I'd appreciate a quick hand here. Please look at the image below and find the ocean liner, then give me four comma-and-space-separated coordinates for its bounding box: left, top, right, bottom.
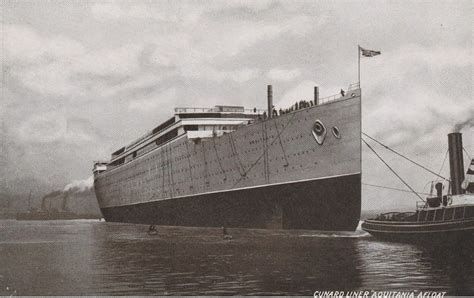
93, 83, 361, 230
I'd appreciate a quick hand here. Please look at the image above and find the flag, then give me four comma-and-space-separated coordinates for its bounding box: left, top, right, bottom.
462, 158, 474, 193
360, 46, 381, 57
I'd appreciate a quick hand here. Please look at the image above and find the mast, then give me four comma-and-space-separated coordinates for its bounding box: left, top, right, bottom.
358, 45, 361, 85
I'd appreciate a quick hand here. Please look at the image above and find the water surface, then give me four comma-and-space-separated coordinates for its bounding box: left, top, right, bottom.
0, 220, 472, 295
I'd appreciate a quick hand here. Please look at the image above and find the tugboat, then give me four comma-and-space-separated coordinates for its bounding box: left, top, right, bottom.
16, 191, 100, 220
362, 132, 474, 245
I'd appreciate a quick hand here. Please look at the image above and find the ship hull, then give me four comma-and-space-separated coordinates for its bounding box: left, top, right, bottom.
101, 173, 360, 230
95, 91, 361, 231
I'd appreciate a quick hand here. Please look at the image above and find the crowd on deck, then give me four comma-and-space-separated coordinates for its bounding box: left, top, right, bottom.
257, 88, 346, 119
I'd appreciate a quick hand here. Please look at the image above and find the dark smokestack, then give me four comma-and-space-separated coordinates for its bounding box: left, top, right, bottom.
435, 182, 443, 197
267, 85, 273, 118
314, 86, 319, 105
448, 132, 465, 195
41, 196, 47, 211
61, 193, 68, 211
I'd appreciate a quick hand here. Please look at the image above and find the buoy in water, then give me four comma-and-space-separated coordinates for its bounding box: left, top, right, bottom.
148, 225, 158, 235
222, 226, 232, 240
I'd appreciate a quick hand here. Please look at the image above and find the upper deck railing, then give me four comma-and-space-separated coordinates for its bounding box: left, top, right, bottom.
174, 107, 266, 114
175, 83, 361, 115
348, 82, 360, 90
416, 201, 428, 210
308, 82, 361, 105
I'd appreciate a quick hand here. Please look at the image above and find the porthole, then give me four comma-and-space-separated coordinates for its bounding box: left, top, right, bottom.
332, 126, 341, 139
312, 120, 327, 145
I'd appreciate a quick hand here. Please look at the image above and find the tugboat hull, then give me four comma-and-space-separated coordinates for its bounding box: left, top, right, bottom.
362, 218, 474, 245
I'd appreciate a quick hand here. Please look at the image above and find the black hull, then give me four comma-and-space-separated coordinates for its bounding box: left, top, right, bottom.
101, 174, 361, 231
362, 218, 474, 246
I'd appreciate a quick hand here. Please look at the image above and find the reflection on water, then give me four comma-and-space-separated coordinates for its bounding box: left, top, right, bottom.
0, 220, 472, 295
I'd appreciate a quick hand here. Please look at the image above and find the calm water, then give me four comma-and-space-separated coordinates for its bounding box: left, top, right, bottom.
0, 220, 473, 295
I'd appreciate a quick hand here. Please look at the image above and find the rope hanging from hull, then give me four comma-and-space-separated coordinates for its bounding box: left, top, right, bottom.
167, 144, 174, 198
232, 112, 296, 187
228, 133, 247, 177
273, 118, 290, 167
185, 140, 194, 187
202, 142, 210, 187
161, 145, 166, 196
262, 120, 270, 184
212, 135, 227, 181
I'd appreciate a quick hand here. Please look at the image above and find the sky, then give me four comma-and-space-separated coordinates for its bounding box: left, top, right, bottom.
1, 0, 472, 211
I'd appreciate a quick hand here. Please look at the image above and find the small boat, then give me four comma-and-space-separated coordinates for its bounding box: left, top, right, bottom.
362, 132, 474, 246
148, 225, 158, 235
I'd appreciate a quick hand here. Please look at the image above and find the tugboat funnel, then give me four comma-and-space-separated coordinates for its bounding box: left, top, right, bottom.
448, 132, 465, 195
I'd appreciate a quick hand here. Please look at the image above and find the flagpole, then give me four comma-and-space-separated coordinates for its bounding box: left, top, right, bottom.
358, 45, 361, 85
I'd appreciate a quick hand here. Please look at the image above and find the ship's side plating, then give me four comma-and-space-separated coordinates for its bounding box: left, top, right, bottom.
94, 89, 361, 230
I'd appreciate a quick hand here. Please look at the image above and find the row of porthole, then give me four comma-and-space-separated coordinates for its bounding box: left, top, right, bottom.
101, 148, 318, 188
102, 157, 319, 191
103, 147, 321, 187
109, 151, 318, 188
104, 150, 309, 186
117, 128, 311, 168
104, 130, 327, 184
113, 159, 322, 199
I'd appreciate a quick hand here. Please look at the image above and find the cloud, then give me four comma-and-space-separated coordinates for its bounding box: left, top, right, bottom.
204, 16, 313, 58
15, 62, 81, 96
73, 44, 143, 76
90, 3, 125, 20
17, 113, 102, 145
363, 44, 473, 146
91, 2, 203, 24
276, 80, 339, 108
98, 74, 164, 98
90, 1, 276, 24
181, 65, 260, 83
4, 24, 143, 97
399, 44, 472, 69
128, 88, 177, 111
2, 25, 85, 64
150, 33, 192, 67
267, 68, 301, 81
17, 112, 68, 143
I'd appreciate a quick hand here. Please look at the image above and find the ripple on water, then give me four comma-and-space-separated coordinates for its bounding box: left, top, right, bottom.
0, 220, 473, 295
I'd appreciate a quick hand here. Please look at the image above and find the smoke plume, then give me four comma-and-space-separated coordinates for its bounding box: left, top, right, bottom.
453, 116, 474, 133
63, 176, 94, 193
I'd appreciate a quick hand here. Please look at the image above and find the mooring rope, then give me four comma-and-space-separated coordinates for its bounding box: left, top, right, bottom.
362, 137, 425, 202
437, 148, 449, 179
362, 182, 431, 196
362, 132, 449, 181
